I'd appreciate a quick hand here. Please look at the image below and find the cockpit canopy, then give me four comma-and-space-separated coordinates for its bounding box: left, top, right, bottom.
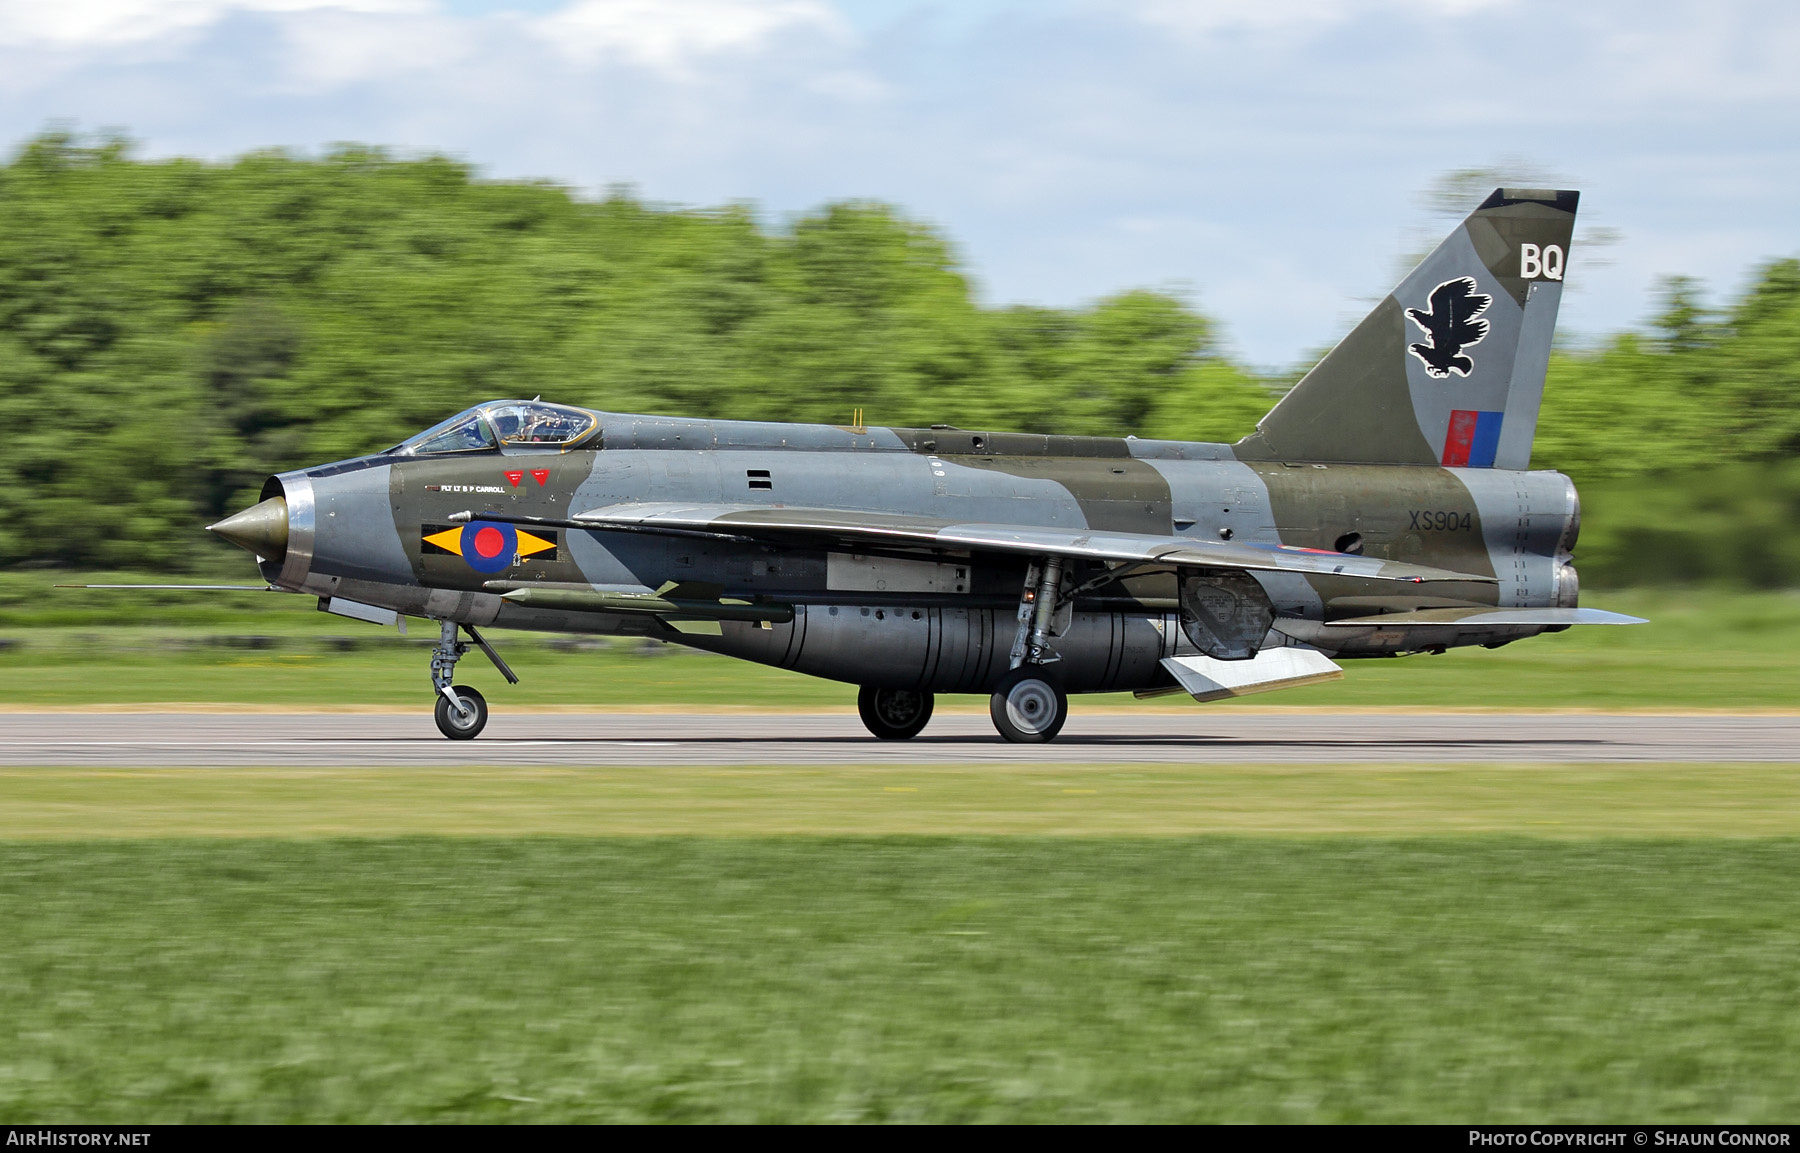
392, 401, 600, 456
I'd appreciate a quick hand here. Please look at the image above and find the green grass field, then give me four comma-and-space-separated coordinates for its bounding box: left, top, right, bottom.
2, 764, 1800, 1121
4, 763, 1800, 838
6, 582, 1799, 1122
3, 836, 1798, 1123
3, 587, 1798, 710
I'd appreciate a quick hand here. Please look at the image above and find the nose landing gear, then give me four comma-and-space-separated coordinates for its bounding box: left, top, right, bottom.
430, 619, 517, 741
434, 684, 488, 740
990, 666, 1068, 743
990, 555, 1071, 743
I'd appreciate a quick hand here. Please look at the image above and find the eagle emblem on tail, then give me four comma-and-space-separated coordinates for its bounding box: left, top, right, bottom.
1406, 277, 1491, 379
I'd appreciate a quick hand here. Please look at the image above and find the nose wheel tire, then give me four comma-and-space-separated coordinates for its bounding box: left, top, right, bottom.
857, 686, 935, 740
434, 684, 489, 740
990, 668, 1068, 743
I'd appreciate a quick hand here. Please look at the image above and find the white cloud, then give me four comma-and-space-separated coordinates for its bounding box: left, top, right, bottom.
1582, 3, 1800, 105
1123, 0, 1510, 38
532, 0, 847, 69
0, 0, 854, 95
0, 0, 1795, 362
0, 0, 424, 48
275, 6, 474, 87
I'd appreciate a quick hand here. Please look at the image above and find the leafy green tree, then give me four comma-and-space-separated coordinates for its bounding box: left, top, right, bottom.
0, 132, 1270, 570
3, 131, 1795, 584
1535, 267, 1800, 482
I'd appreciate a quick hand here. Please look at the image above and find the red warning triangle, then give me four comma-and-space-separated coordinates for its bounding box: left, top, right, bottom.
531, 469, 550, 486
504, 470, 524, 486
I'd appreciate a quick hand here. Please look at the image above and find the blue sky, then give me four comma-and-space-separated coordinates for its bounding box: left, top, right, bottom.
2, 0, 1795, 366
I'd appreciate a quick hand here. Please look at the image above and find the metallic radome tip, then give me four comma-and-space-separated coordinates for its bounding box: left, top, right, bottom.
207, 496, 289, 562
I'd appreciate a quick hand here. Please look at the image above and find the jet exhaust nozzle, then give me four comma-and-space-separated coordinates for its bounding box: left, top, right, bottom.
208, 496, 289, 563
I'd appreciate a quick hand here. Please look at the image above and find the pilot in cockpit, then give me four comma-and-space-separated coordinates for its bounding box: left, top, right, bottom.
395, 402, 596, 455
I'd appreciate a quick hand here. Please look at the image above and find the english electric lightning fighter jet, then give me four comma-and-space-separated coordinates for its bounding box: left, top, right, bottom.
199, 188, 1642, 742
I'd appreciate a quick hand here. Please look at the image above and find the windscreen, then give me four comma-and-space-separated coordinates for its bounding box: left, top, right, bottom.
394, 409, 496, 455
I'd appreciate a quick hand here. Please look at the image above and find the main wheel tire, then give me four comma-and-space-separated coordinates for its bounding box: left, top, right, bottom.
989, 667, 1068, 743
433, 684, 489, 740
857, 685, 935, 740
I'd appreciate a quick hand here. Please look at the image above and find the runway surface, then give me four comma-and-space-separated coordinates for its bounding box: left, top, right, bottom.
3, 712, 1796, 766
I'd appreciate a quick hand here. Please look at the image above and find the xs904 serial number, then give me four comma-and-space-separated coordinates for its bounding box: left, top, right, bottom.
1409, 510, 1473, 531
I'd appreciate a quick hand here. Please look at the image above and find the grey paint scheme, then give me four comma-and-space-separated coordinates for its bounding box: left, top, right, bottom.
1142, 456, 1326, 622
1236, 193, 1576, 468
258, 411, 1582, 696
1402, 226, 1526, 464
1495, 281, 1561, 470
277, 464, 413, 587
241, 189, 1609, 700
686, 608, 1186, 696
1460, 467, 1580, 609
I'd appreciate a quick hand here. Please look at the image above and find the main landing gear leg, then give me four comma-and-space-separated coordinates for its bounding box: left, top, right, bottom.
992, 557, 1071, 744
430, 619, 518, 741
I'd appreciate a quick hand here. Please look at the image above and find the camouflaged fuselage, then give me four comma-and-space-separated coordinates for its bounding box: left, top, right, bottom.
259, 412, 1579, 695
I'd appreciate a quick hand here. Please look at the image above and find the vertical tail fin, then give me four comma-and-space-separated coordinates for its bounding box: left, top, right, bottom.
1235, 188, 1578, 469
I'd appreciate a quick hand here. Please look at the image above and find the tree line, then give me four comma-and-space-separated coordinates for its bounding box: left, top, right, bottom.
1, 133, 1795, 578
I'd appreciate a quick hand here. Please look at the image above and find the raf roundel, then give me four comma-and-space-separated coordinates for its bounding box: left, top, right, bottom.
459, 520, 518, 574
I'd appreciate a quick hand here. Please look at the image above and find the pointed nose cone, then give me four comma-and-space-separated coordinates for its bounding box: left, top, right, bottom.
208, 496, 288, 562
